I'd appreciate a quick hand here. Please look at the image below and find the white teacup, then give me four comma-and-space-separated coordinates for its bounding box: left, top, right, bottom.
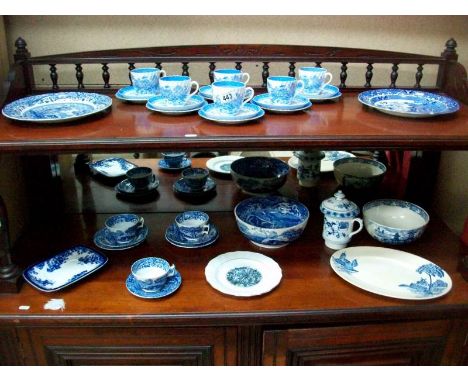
211, 80, 254, 115
298, 67, 333, 95
159, 75, 199, 106
213, 69, 250, 84
267, 76, 304, 104
130, 67, 166, 94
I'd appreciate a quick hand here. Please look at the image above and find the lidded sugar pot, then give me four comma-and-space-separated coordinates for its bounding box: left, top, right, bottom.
320, 190, 363, 249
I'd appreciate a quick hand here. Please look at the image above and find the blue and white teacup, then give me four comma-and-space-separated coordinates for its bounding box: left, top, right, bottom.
159, 75, 199, 106
298, 67, 333, 95
105, 213, 145, 244
131, 257, 176, 291
213, 69, 250, 84
175, 211, 211, 241
162, 152, 187, 167
212, 80, 254, 115
130, 67, 166, 94
267, 76, 304, 104
182, 167, 209, 190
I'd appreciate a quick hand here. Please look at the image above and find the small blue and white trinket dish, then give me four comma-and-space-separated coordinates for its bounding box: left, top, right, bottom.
89, 157, 137, 178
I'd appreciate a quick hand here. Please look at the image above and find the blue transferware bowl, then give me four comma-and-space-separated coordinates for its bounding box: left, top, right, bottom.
333, 157, 386, 190
363, 199, 429, 245
234, 196, 309, 248
230, 157, 289, 194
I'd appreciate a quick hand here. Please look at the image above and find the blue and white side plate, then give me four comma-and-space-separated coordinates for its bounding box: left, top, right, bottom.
146, 94, 207, 115
165, 223, 219, 248
358, 89, 460, 118
300, 85, 342, 102
288, 151, 356, 172
115, 178, 160, 195
206, 155, 243, 175
93, 225, 149, 251
159, 157, 192, 171
205, 251, 282, 297
330, 246, 452, 300
126, 270, 182, 299
173, 177, 216, 195
198, 103, 265, 124
23, 245, 108, 292
2, 92, 112, 123
115, 86, 160, 103
252, 94, 312, 113
89, 157, 137, 178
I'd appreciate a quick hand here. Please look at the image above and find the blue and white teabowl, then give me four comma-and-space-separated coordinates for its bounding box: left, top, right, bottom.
298, 67, 333, 95
211, 81, 255, 115
159, 75, 199, 106
213, 69, 250, 84
131, 257, 176, 291
104, 213, 145, 244
175, 211, 211, 241
130, 67, 166, 94
267, 76, 304, 104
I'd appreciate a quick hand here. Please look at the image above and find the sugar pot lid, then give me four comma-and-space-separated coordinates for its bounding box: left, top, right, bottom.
320, 190, 360, 218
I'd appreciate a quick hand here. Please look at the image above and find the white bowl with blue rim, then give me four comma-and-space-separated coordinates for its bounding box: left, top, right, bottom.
363, 199, 430, 245
234, 195, 309, 248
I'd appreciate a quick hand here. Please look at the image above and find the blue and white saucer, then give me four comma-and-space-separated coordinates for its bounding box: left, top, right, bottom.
89, 157, 137, 178
115, 178, 160, 196
198, 103, 265, 124
252, 94, 312, 113
116, 86, 160, 103
93, 225, 149, 251
126, 270, 182, 299
199, 85, 251, 101
159, 157, 192, 171
301, 85, 342, 102
173, 177, 216, 195
146, 94, 207, 115
165, 223, 219, 248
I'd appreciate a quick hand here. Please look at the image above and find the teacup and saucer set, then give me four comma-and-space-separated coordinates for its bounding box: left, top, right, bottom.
158, 151, 191, 171
115, 166, 160, 201
199, 69, 250, 100
146, 75, 206, 115
252, 76, 312, 113
297, 67, 342, 102
116, 67, 166, 103
126, 257, 182, 299
94, 213, 149, 250
198, 80, 264, 124
165, 211, 219, 248
173, 167, 217, 200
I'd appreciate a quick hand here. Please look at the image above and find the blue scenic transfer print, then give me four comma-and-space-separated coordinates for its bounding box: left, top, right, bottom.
226, 266, 262, 287
333, 252, 358, 274
399, 263, 448, 297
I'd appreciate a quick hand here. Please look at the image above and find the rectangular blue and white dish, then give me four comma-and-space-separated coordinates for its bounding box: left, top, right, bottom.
23, 245, 108, 292
89, 157, 137, 178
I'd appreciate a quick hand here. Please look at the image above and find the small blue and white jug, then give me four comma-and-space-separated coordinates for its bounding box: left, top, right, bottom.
320, 190, 363, 250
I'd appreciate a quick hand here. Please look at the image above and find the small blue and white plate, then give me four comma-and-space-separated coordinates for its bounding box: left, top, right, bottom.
23, 245, 108, 292
115, 177, 160, 195
146, 94, 207, 115
126, 270, 182, 299
358, 88, 460, 118
252, 94, 312, 113
301, 85, 342, 102
198, 103, 264, 124
165, 223, 219, 248
115, 86, 160, 103
159, 157, 192, 171
173, 177, 216, 195
2, 92, 112, 123
89, 157, 137, 178
330, 246, 452, 300
93, 225, 149, 251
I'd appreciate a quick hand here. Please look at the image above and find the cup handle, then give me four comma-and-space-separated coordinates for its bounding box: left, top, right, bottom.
150, 174, 157, 184
242, 73, 250, 84
167, 264, 176, 278
349, 218, 363, 238
188, 81, 199, 100
159, 70, 166, 78
321, 72, 333, 90
241, 87, 255, 107
137, 217, 145, 230
202, 224, 211, 236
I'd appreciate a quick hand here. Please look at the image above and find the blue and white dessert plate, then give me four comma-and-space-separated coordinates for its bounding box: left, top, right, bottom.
126, 270, 182, 299
115, 177, 160, 195
206, 155, 243, 175
252, 94, 312, 113
89, 157, 137, 178
23, 245, 108, 292
330, 246, 452, 300
205, 251, 282, 297
300, 85, 341, 102
146, 94, 207, 115
93, 225, 149, 251
2, 92, 112, 123
358, 89, 460, 118
198, 103, 265, 124
165, 223, 219, 248
173, 177, 216, 195
288, 151, 356, 172
115, 86, 160, 103
159, 157, 192, 171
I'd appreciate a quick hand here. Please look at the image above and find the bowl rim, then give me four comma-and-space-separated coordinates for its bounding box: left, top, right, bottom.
333, 157, 387, 177
230, 156, 289, 180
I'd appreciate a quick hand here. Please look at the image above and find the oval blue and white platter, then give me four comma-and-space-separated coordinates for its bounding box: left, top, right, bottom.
330, 246, 452, 300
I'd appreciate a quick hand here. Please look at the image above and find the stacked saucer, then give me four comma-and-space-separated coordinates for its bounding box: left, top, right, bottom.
115, 86, 160, 103
115, 166, 159, 201
300, 84, 342, 102
146, 94, 207, 115
173, 167, 216, 201
165, 211, 219, 248
198, 103, 264, 124
252, 94, 312, 113
158, 151, 191, 172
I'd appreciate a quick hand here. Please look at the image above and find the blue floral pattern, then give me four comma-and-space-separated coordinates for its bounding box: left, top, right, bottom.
399, 263, 448, 297
226, 266, 262, 287
332, 252, 358, 274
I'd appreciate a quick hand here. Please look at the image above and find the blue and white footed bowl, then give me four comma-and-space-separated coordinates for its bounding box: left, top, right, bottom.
363, 199, 430, 245
334, 157, 387, 190
230, 157, 289, 194
234, 196, 309, 248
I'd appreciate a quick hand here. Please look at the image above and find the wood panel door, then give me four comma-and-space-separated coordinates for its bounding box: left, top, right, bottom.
0, 328, 22, 365
18, 326, 237, 366
263, 320, 452, 366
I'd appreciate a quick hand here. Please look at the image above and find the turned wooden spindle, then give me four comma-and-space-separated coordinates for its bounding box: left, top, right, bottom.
102, 63, 110, 88
49, 64, 58, 90
262, 62, 270, 87
156, 62, 162, 70
75, 63, 84, 89
128, 63, 135, 84
340, 62, 348, 89
288, 62, 296, 77
209, 62, 216, 83
415, 64, 424, 89
365, 63, 374, 88
182, 62, 189, 76
235, 62, 242, 70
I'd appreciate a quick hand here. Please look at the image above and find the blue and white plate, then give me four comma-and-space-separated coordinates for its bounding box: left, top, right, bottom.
115, 86, 160, 103
206, 155, 243, 175
358, 89, 460, 118
115, 177, 160, 195
159, 157, 192, 171
165, 223, 219, 248
146, 94, 207, 115
23, 245, 108, 292
252, 94, 312, 113
2, 92, 112, 123
288, 151, 356, 172
205, 251, 282, 297
89, 157, 137, 178
126, 270, 182, 299
330, 246, 452, 300
198, 103, 265, 124
173, 177, 216, 195
93, 225, 149, 251
300, 85, 342, 102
